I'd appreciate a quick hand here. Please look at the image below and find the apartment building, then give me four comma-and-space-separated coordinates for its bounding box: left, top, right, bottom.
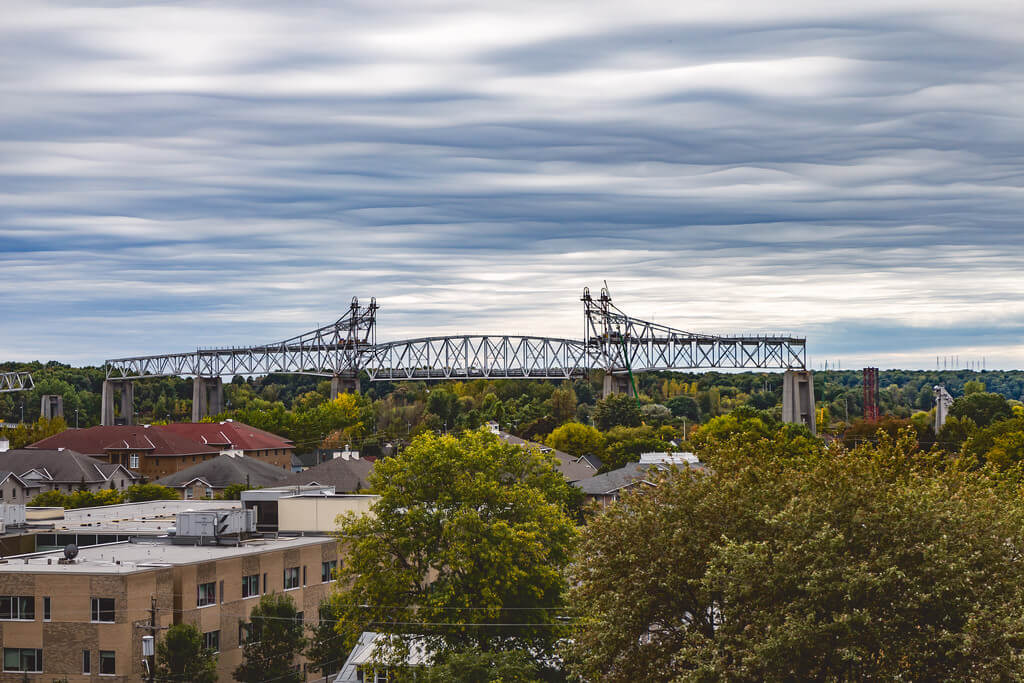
0, 534, 340, 681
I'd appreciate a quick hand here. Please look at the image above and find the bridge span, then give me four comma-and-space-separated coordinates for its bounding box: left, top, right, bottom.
102, 287, 815, 432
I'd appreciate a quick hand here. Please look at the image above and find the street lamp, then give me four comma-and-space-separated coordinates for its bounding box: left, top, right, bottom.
19, 403, 24, 424
74, 408, 80, 429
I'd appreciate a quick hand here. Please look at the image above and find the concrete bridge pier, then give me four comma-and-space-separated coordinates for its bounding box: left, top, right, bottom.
934, 385, 954, 434
782, 369, 816, 435
330, 375, 361, 399
40, 395, 64, 420
101, 380, 134, 426
192, 377, 224, 422
601, 373, 632, 399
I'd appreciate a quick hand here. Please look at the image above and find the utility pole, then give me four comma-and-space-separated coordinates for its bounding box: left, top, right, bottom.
147, 595, 157, 683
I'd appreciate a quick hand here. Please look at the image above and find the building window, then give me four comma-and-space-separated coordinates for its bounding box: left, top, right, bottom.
99, 650, 115, 675
203, 630, 220, 654
43, 596, 50, 621
206, 487, 214, 499
239, 622, 259, 646
322, 560, 337, 582
295, 611, 304, 624
185, 488, 194, 500
219, 580, 224, 604
129, 454, 139, 469
263, 572, 268, 593
90, 597, 115, 622
3, 648, 43, 673
0, 596, 34, 620
197, 582, 216, 607
242, 574, 259, 599
284, 566, 300, 590
302, 565, 307, 586
83, 650, 91, 674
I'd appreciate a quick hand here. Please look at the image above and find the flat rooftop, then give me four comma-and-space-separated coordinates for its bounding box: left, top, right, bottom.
0, 535, 334, 574
42, 499, 242, 535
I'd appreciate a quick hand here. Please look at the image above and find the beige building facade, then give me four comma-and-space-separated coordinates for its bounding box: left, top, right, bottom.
0, 535, 340, 681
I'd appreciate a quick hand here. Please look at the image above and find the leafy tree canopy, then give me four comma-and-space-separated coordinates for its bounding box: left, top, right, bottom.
155, 622, 217, 683
545, 422, 604, 458
591, 393, 641, 431
234, 593, 306, 683
567, 431, 1024, 681
949, 391, 1012, 428
332, 430, 578, 665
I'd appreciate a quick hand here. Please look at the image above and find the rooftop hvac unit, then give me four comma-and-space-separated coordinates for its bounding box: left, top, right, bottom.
0, 504, 26, 529
175, 508, 256, 539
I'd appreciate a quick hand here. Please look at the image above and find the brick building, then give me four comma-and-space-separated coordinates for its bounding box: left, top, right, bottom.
0, 535, 340, 681
28, 421, 294, 480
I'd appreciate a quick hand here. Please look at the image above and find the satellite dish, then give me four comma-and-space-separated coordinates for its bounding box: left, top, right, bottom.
64, 544, 79, 560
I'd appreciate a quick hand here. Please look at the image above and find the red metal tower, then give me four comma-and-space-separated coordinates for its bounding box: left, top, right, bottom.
863, 367, 879, 422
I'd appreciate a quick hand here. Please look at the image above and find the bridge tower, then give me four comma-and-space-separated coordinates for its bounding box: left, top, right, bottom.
582, 286, 814, 433
782, 370, 816, 434
40, 395, 64, 420
192, 377, 224, 422
101, 380, 134, 426
934, 385, 954, 434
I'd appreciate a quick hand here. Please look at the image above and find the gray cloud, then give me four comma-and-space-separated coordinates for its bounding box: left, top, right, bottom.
1, 0, 1023, 369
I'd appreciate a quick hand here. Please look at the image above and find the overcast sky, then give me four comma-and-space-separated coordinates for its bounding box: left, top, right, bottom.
2, 0, 1023, 370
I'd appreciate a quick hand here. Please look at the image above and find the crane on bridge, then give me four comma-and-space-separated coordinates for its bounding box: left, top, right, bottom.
102, 288, 815, 431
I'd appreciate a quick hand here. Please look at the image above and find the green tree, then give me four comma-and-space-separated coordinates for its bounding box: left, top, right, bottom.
234, 593, 306, 683
216, 483, 259, 500
423, 647, 542, 682
333, 430, 578, 664
28, 490, 66, 507
1, 416, 67, 450
665, 395, 699, 421
545, 422, 604, 458
155, 622, 217, 683
123, 484, 179, 502
591, 394, 641, 431
65, 488, 123, 508
963, 379, 986, 395
600, 437, 673, 472
306, 600, 345, 679
567, 432, 1024, 681
949, 391, 1012, 428
548, 386, 578, 425
639, 404, 671, 427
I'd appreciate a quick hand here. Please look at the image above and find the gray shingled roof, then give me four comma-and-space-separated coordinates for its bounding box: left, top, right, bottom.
573, 462, 662, 495
277, 457, 374, 493
0, 470, 28, 488
0, 449, 139, 485
497, 432, 598, 482
152, 454, 291, 489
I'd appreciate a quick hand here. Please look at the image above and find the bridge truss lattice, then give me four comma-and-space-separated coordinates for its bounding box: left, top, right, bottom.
0, 372, 33, 393
105, 288, 806, 381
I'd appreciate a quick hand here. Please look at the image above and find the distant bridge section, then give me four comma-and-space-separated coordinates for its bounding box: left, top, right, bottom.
364, 336, 590, 381
0, 372, 33, 393
102, 287, 813, 431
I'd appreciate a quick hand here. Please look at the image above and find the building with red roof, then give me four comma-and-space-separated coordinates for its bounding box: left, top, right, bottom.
28, 420, 293, 480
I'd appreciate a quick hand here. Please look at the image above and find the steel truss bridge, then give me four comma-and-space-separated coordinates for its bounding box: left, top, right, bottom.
0, 372, 33, 393
105, 288, 806, 383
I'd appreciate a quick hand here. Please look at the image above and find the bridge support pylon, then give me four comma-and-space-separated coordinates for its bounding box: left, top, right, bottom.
101, 380, 134, 426
782, 369, 816, 435
601, 373, 632, 399
330, 375, 361, 399
40, 395, 64, 420
192, 377, 224, 422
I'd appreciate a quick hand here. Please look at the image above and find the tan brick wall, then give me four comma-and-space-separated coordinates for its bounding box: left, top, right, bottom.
0, 539, 340, 681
